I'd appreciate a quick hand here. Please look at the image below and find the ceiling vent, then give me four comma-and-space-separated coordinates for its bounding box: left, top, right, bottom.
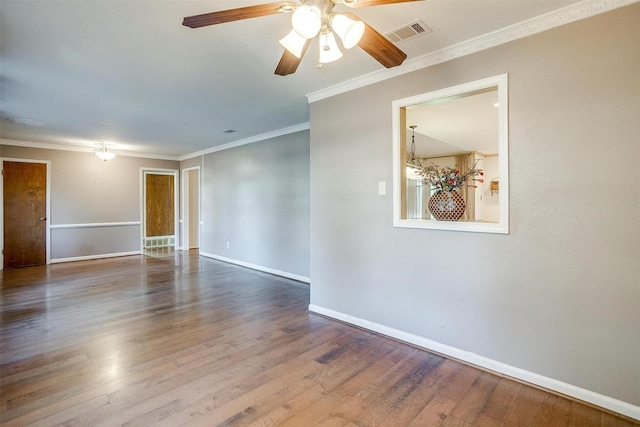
7, 117, 45, 128
385, 20, 431, 44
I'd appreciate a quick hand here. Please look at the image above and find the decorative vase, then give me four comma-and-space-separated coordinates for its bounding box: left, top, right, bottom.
428, 190, 466, 221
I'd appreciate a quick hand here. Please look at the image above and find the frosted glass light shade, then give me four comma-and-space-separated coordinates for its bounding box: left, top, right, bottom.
331, 14, 365, 49
318, 32, 342, 64
291, 5, 322, 39
94, 145, 115, 161
95, 151, 115, 161
279, 29, 307, 58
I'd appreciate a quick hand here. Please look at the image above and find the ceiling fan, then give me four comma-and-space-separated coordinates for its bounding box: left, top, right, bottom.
182, 0, 424, 76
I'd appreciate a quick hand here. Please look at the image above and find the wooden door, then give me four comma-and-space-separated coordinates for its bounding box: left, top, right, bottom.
3, 161, 47, 269
145, 174, 174, 237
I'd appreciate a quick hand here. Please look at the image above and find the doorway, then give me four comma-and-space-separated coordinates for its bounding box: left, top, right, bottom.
181, 167, 200, 251
142, 169, 178, 251
2, 159, 51, 269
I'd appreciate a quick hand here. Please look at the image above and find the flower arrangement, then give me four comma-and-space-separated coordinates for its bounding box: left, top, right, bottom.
419, 162, 484, 192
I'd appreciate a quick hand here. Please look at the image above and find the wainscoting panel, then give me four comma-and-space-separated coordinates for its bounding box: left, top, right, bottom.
50, 222, 141, 262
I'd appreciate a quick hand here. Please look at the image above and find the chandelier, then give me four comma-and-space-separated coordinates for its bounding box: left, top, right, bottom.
406, 125, 422, 179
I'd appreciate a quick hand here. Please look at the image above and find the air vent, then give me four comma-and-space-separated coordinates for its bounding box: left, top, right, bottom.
7, 117, 45, 127
385, 20, 431, 44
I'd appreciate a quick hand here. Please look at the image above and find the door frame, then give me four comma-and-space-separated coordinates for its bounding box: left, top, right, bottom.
140, 168, 179, 251
181, 166, 201, 251
1, 157, 52, 269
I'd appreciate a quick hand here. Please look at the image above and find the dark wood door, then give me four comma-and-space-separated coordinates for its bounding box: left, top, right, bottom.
3, 161, 47, 269
145, 174, 174, 237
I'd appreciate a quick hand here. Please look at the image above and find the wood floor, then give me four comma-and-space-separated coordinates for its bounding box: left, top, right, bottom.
1, 251, 637, 427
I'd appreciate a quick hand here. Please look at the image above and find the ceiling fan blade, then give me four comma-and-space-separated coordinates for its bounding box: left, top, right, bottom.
183, 2, 295, 28
343, 13, 407, 68
275, 40, 312, 76
341, 0, 424, 8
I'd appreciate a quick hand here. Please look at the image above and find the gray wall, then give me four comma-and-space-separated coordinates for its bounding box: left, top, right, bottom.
1, 145, 178, 260
199, 130, 310, 279
310, 4, 639, 409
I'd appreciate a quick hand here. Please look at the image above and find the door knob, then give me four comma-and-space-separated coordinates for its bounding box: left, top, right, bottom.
39, 217, 47, 221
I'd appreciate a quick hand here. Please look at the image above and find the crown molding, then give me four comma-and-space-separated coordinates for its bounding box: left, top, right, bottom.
178, 122, 310, 161
306, 0, 638, 103
1, 121, 311, 161
0, 138, 180, 161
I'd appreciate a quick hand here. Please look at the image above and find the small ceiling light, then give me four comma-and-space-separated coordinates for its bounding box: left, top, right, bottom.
318, 31, 342, 64
291, 5, 322, 39
279, 29, 308, 58
94, 143, 116, 161
331, 13, 364, 49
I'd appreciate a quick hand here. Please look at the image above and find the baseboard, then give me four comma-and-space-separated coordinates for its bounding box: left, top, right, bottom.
199, 252, 310, 284
308, 304, 640, 421
50, 251, 141, 264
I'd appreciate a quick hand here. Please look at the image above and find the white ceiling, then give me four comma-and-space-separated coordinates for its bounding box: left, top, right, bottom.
0, 0, 583, 159
406, 89, 499, 158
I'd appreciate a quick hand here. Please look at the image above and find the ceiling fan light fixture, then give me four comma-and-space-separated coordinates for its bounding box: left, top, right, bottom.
279, 29, 308, 58
331, 13, 365, 49
318, 31, 342, 64
182, 1, 410, 76
291, 5, 322, 39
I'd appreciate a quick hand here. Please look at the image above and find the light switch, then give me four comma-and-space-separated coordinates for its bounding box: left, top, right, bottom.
378, 181, 386, 196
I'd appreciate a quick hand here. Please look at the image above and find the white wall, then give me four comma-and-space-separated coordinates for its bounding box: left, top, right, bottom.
309, 3, 639, 417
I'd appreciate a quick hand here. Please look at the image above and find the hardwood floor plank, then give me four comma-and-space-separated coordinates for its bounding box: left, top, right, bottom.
449, 371, 499, 424
441, 414, 474, 427
248, 346, 415, 427
407, 394, 457, 426
473, 413, 504, 427
273, 339, 402, 426
477, 377, 522, 423
276, 343, 404, 425
437, 363, 481, 401
602, 412, 640, 427
534, 393, 571, 427
374, 356, 450, 427
503, 385, 547, 426
1, 252, 637, 427
569, 402, 603, 427
352, 351, 447, 426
